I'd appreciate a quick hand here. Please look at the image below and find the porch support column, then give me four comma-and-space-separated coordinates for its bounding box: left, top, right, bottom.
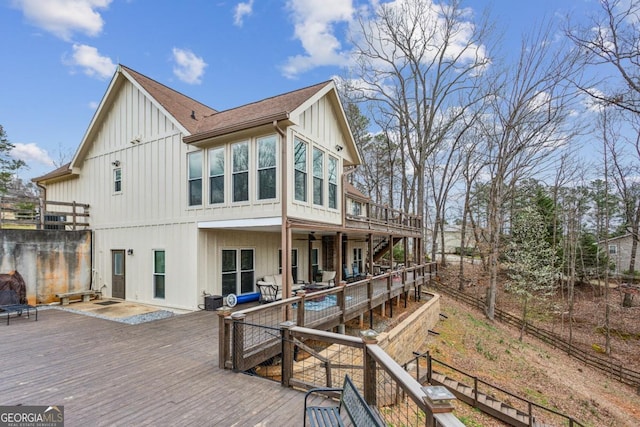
336, 231, 343, 284
368, 233, 374, 275
275, 121, 291, 314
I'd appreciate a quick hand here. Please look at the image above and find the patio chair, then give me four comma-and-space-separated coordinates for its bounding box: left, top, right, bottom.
343, 264, 354, 283
352, 262, 365, 280
257, 281, 281, 303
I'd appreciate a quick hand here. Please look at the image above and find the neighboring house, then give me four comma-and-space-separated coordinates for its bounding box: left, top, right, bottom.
426, 225, 477, 255
34, 65, 422, 311
599, 234, 640, 276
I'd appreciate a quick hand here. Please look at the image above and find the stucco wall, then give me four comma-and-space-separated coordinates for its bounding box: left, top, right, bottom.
0, 230, 91, 304
377, 292, 441, 364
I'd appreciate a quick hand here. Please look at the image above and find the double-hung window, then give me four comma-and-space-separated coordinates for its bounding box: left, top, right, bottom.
188, 151, 203, 206
258, 136, 277, 200
232, 142, 249, 202
153, 250, 165, 299
221, 249, 255, 296
313, 148, 324, 206
294, 138, 307, 202
328, 156, 338, 209
209, 147, 224, 204
114, 168, 122, 193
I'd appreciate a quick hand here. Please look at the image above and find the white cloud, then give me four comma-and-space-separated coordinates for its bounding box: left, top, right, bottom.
12, 0, 112, 41
88, 101, 99, 110
172, 48, 207, 84
67, 44, 116, 79
282, 0, 354, 78
12, 143, 55, 167
234, 0, 254, 27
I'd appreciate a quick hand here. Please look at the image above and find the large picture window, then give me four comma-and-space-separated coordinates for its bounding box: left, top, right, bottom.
221, 249, 255, 296
258, 136, 277, 200
328, 156, 338, 209
313, 148, 324, 206
188, 151, 203, 206
294, 138, 307, 202
232, 142, 249, 202
153, 250, 165, 299
209, 147, 224, 204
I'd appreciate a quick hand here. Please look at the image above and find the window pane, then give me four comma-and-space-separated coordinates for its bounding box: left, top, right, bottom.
233, 142, 248, 172
241, 249, 254, 270
189, 179, 202, 205
210, 176, 224, 204
233, 172, 249, 202
328, 157, 337, 183
295, 170, 307, 202
188, 151, 203, 179
329, 183, 337, 209
154, 275, 165, 299
222, 250, 236, 272
313, 177, 323, 205
154, 250, 165, 274
258, 169, 276, 199
222, 273, 236, 295
294, 138, 306, 171
241, 271, 254, 293
258, 137, 276, 168
114, 252, 124, 276
209, 147, 224, 176
313, 148, 323, 177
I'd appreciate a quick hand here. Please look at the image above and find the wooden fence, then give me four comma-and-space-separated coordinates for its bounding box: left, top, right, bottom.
430, 282, 640, 390
0, 196, 89, 230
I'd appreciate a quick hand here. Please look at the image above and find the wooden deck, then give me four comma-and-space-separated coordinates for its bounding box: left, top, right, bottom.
0, 308, 327, 426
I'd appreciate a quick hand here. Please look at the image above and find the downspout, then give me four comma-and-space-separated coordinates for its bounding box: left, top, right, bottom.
274, 121, 291, 307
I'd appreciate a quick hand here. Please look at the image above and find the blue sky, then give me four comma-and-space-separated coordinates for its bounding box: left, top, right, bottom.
1, 0, 600, 181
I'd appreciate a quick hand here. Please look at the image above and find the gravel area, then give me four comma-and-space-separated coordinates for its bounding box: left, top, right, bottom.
44, 305, 175, 325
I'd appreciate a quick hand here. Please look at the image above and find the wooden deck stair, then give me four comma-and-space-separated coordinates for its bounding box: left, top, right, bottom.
431, 372, 551, 427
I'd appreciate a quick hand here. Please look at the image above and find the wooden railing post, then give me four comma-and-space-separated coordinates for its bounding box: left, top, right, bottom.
361, 331, 379, 407
72, 201, 77, 230
231, 312, 246, 372
296, 293, 306, 327
217, 307, 232, 369
280, 321, 296, 387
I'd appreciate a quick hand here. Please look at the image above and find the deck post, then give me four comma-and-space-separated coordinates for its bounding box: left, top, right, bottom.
361, 331, 379, 407
217, 307, 232, 369
231, 312, 246, 372
280, 321, 296, 387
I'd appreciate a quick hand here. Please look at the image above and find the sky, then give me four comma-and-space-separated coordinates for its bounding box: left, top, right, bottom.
1, 0, 601, 181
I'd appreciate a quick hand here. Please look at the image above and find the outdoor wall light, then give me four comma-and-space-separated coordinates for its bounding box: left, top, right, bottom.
335, 145, 344, 152
127, 249, 134, 255
112, 160, 121, 167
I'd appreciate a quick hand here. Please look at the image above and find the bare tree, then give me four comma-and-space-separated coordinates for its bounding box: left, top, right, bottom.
479, 21, 581, 320
347, 0, 491, 235
566, 0, 640, 115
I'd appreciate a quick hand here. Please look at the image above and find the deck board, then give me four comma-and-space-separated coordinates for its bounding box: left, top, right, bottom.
0, 309, 329, 426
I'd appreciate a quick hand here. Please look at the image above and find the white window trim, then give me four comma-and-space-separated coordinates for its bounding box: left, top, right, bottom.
256, 134, 278, 201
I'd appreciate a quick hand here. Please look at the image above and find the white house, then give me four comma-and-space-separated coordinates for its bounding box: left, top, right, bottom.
35, 65, 422, 311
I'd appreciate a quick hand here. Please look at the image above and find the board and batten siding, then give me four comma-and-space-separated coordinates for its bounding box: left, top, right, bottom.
287, 96, 349, 225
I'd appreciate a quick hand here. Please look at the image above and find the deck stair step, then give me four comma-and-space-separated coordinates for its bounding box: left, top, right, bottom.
429, 371, 534, 427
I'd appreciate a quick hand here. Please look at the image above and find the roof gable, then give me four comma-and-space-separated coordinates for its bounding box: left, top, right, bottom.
184, 81, 330, 143
120, 65, 217, 134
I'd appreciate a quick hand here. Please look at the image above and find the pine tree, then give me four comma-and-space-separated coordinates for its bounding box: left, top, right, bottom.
0, 125, 26, 194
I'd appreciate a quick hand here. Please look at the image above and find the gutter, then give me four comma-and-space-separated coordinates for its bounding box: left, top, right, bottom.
184, 112, 290, 144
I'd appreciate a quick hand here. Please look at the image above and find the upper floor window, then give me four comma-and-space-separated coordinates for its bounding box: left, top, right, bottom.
294, 138, 307, 202
232, 142, 249, 202
209, 147, 225, 204
609, 244, 617, 255
113, 168, 122, 193
313, 148, 324, 206
188, 151, 203, 206
328, 156, 338, 209
258, 136, 277, 200
352, 200, 362, 216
